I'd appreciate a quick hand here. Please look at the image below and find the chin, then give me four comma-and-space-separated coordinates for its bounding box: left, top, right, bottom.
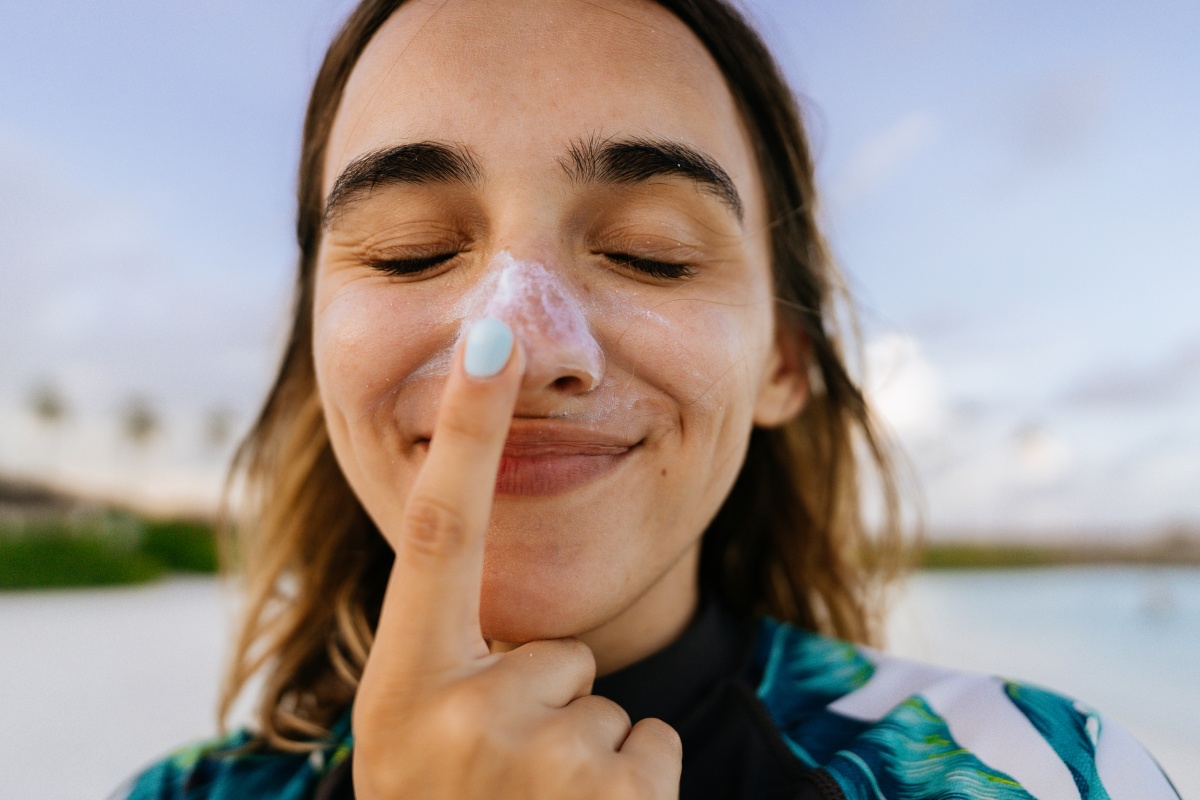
476, 507, 634, 643
477, 558, 617, 644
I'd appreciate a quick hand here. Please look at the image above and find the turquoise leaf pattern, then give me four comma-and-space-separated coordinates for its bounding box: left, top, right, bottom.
823, 696, 1035, 800
1005, 682, 1110, 800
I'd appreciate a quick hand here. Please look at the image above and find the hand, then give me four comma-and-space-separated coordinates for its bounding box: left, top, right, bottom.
352, 318, 682, 799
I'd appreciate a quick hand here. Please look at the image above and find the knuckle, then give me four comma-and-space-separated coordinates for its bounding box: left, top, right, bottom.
559, 636, 597, 663
518, 637, 596, 686
401, 495, 471, 560
551, 637, 598, 678
639, 717, 682, 755
431, 685, 491, 745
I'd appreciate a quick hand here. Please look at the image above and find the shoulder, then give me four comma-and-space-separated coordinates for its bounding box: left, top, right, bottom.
750, 617, 1180, 800
108, 712, 353, 800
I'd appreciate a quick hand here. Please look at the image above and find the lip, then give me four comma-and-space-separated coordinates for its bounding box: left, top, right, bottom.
417, 419, 639, 496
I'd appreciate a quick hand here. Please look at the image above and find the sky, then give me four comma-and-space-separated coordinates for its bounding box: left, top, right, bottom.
1, 0, 1197, 536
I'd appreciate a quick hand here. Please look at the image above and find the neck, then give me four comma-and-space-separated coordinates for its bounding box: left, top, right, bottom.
586, 543, 701, 676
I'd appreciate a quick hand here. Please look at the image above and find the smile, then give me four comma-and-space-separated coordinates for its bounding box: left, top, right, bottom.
418, 420, 641, 496
496, 448, 634, 495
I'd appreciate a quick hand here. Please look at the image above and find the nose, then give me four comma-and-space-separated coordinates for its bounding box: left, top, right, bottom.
480, 251, 604, 395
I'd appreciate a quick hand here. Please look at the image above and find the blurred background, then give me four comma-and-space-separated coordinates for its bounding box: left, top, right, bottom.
1, 0, 1196, 797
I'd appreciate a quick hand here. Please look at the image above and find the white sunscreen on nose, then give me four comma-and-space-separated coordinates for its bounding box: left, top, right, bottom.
463, 251, 605, 385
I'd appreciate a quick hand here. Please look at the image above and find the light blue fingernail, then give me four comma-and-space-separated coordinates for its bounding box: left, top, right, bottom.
464, 317, 514, 378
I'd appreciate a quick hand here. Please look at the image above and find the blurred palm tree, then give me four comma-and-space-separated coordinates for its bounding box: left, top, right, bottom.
203, 406, 235, 453
30, 382, 68, 427
120, 396, 160, 506
121, 397, 159, 448
27, 381, 69, 482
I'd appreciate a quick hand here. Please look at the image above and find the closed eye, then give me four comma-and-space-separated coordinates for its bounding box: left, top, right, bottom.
604, 253, 696, 280
367, 252, 458, 276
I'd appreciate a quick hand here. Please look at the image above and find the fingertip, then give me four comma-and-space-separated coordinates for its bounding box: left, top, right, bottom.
463, 317, 515, 380
621, 717, 683, 790
638, 717, 683, 758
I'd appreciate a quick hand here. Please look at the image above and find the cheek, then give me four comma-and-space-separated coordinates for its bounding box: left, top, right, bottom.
313, 281, 455, 441
596, 291, 765, 422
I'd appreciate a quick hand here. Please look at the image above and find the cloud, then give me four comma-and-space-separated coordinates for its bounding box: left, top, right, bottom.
866, 332, 945, 441
859, 332, 1200, 533
831, 110, 940, 209
912, 409, 1200, 535
1013, 424, 1074, 483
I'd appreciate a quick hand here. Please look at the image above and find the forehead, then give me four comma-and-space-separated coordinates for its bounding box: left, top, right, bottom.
323, 0, 759, 201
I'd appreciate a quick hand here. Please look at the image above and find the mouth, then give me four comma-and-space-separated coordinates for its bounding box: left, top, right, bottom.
417, 420, 640, 496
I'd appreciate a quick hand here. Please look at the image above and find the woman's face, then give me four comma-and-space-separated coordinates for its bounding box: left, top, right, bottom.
313, 0, 805, 646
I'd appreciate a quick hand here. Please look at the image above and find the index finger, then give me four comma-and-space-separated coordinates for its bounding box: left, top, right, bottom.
371, 317, 524, 682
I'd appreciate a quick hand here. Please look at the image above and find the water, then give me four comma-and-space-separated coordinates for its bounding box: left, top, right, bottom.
1, 569, 1196, 799
889, 567, 1199, 795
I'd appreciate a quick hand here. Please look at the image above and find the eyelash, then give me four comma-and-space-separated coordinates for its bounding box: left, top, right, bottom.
603, 253, 697, 281
366, 252, 696, 281
368, 253, 458, 276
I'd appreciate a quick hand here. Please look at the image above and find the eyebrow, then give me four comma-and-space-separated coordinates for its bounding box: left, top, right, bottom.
562, 135, 744, 223
323, 141, 483, 227
322, 136, 744, 226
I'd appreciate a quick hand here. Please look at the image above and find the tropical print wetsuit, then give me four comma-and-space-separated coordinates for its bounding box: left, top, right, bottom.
112, 596, 1180, 800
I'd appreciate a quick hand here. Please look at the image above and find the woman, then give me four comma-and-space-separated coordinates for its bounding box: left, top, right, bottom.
114, 0, 1179, 798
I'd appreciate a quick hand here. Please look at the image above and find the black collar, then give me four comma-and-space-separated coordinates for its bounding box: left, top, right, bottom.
592, 587, 758, 727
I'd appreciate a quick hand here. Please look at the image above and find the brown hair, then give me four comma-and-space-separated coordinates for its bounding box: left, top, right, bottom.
217, 0, 908, 752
